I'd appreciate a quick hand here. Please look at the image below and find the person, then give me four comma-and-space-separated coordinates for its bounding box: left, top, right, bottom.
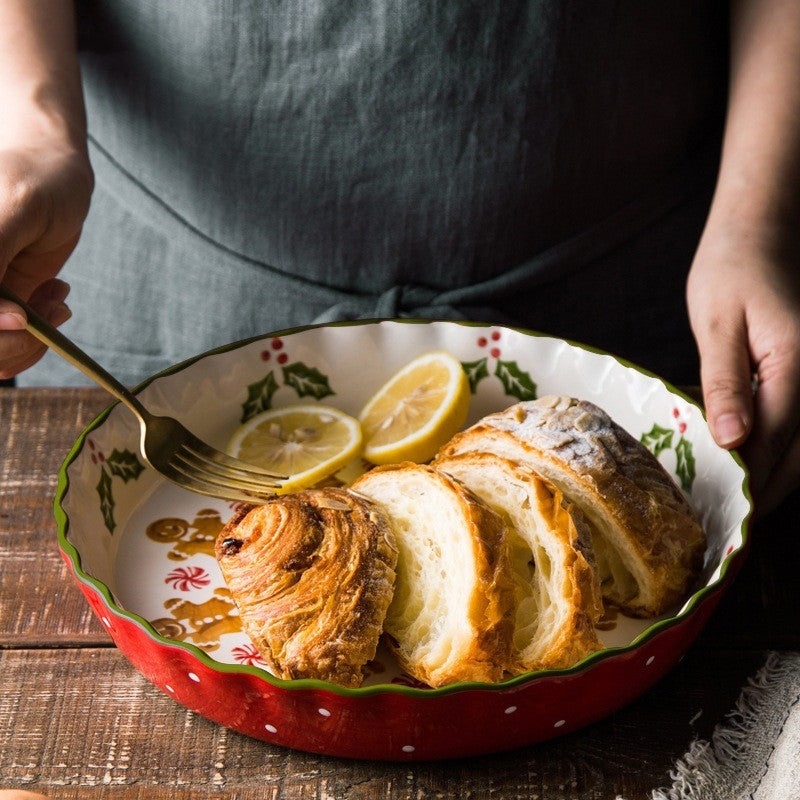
0, 0, 798, 515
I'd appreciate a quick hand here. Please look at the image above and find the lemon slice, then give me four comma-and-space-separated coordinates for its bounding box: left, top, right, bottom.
227, 404, 362, 492
359, 350, 470, 465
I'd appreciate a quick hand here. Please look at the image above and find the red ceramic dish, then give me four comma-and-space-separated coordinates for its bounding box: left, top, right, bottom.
56, 320, 751, 760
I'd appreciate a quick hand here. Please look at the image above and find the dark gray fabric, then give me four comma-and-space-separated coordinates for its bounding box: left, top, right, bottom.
20, 0, 727, 387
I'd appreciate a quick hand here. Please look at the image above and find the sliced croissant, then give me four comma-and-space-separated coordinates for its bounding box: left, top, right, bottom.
215, 488, 397, 687
437, 396, 706, 616
351, 462, 514, 687
434, 452, 603, 672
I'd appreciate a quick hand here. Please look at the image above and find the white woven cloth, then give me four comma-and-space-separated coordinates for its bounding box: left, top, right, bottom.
626, 652, 800, 800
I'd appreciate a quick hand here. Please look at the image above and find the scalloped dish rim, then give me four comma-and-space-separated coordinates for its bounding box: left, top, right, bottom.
55, 318, 753, 699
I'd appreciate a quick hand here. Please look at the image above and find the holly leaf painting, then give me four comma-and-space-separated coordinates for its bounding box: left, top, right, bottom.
282, 362, 334, 400
241, 371, 279, 422
494, 360, 537, 401
97, 467, 116, 534
106, 448, 145, 483
675, 436, 696, 493
640, 424, 674, 457
461, 358, 489, 394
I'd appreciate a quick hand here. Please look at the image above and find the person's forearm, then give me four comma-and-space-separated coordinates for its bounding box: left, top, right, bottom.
705, 0, 800, 239
685, 0, 800, 508
0, 0, 86, 151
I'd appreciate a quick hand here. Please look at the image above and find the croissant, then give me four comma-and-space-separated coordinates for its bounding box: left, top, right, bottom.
434, 451, 603, 672
215, 488, 397, 687
437, 395, 706, 616
351, 462, 515, 687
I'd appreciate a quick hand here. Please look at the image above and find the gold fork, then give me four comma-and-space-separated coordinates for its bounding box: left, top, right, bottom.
1, 284, 285, 503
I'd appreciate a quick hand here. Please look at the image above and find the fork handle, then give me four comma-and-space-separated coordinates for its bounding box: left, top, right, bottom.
0, 283, 148, 421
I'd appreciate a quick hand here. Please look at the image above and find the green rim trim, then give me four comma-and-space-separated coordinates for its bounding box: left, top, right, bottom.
55, 317, 753, 699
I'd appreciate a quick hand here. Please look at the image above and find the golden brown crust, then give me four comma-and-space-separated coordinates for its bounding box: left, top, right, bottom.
352, 463, 515, 687
434, 452, 602, 672
528, 484, 603, 669
438, 396, 706, 616
215, 488, 397, 687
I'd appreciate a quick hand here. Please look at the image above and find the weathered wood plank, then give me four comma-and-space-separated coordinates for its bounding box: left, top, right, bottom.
0, 645, 766, 799
1, 389, 111, 646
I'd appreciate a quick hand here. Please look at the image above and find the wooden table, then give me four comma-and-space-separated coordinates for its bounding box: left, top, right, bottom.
2, 386, 798, 799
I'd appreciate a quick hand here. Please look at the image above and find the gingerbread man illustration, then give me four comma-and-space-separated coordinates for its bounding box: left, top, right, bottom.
146, 508, 225, 560
151, 587, 240, 650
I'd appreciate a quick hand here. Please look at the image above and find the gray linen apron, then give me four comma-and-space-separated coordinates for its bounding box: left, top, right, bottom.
19, 0, 728, 387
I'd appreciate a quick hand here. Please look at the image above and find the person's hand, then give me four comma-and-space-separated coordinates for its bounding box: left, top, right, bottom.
0, 140, 93, 378
687, 221, 800, 513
